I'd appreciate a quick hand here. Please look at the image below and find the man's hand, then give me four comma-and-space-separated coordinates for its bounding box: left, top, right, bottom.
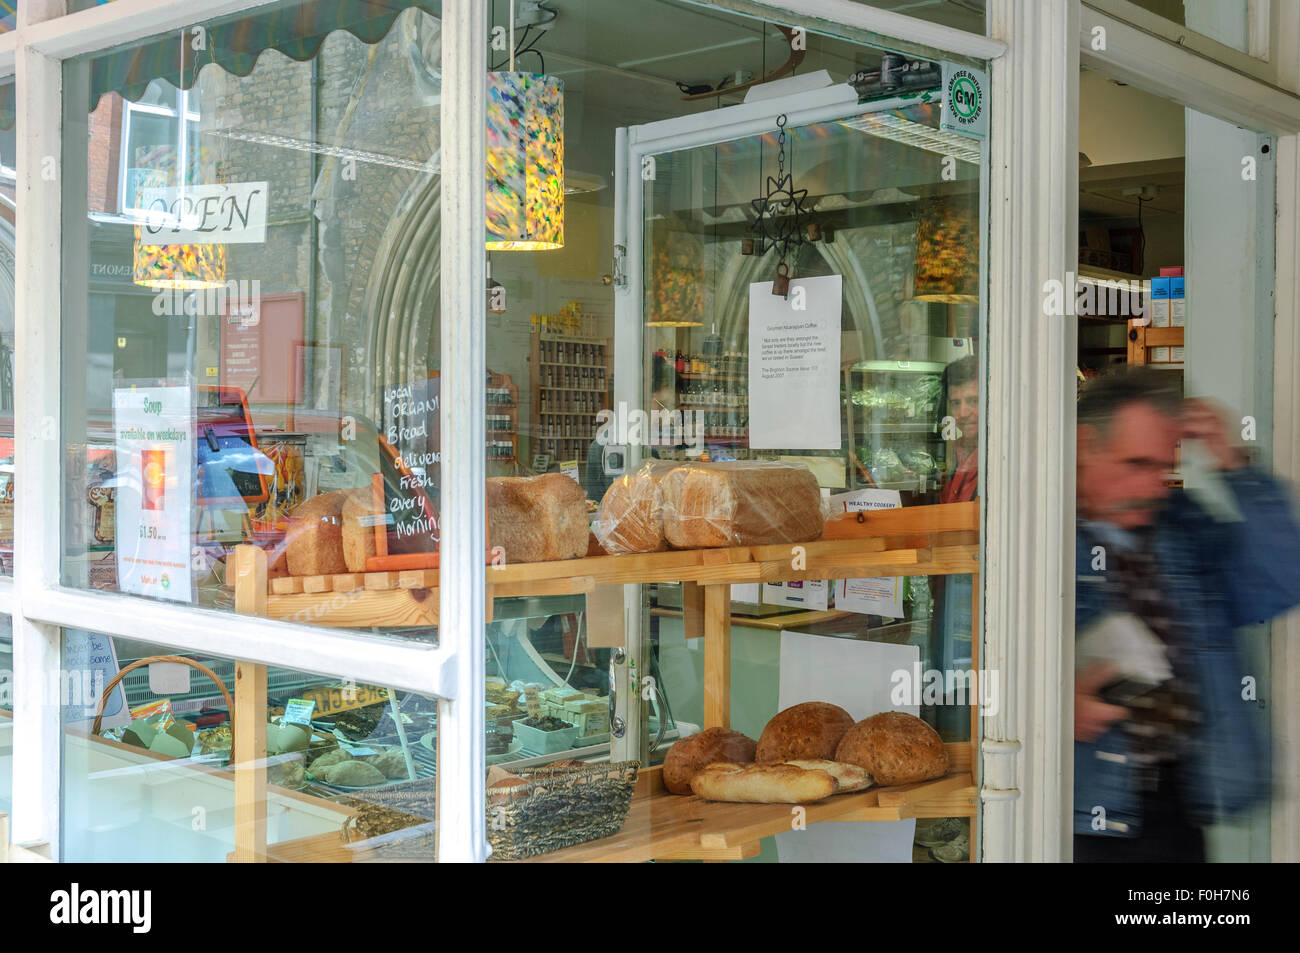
1076, 663, 1129, 743
1182, 398, 1247, 471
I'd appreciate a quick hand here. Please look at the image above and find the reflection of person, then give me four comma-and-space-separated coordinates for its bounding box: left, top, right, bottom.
940, 355, 978, 503
1074, 368, 1300, 863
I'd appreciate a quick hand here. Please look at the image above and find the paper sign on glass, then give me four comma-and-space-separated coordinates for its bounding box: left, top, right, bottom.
138, 181, 269, 245
748, 274, 842, 450
113, 386, 194, 603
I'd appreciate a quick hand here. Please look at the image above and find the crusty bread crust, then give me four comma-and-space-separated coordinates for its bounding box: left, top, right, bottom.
285, 490, 352, 576
755, 701, 855, 762
834, 711, 949, 786
689, 761, 837, 803
486, 473, 589, 563
662, 727, 757, 795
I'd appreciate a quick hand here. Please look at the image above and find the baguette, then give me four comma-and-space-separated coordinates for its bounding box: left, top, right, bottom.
689, 761, 837, 804
783, 759, 873, 793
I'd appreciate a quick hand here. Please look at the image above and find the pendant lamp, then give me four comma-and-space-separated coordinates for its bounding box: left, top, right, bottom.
911, 197, 979, 303
131, 169, 227, 289
487, 71, 564, 251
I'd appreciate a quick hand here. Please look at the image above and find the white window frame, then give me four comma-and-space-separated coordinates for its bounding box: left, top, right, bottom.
117, 81, 201, 215
0, 0, 1294, 866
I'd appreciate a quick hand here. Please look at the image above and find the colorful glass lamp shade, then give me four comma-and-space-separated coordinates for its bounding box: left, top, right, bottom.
487, 71, 564, 251
133, 230, 228, 289
912, 197, 980, 303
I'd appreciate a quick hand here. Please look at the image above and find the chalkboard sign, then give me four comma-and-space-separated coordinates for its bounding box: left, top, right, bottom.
367, 378, 441, 569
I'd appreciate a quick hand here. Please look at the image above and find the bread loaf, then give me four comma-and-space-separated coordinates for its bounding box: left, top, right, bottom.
593, 463, 673, 555
341, 488, 380, 573
783, 759, 873, 793
689, 761, 837, 803
285, 490, 352, 576
660, 462, 824, 548
486, 473, 589, 563
662, 727, 758, 795
834, 711, 949, 786
755, 701, 855, 762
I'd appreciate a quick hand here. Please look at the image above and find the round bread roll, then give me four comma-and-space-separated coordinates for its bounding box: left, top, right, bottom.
662, 727, 758, 795
755, 701, 855, 762
834, 711, 949, 786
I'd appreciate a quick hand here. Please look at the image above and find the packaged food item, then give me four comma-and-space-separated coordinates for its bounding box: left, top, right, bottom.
486, 473, 589, 563
834, 711, 949, 785
659, 461, 824, 548
593, 461, 677, 555
755, 701, 855, 762
663, 727, 757, 795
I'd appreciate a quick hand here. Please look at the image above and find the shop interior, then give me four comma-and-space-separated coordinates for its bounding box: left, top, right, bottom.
21, 0, 989, 862
1076, 66, 1275, 862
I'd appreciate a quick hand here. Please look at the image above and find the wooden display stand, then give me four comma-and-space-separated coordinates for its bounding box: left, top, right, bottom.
228, 500, 981, 863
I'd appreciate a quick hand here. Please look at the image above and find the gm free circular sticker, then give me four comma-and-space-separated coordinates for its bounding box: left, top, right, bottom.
947, 68, 982, 127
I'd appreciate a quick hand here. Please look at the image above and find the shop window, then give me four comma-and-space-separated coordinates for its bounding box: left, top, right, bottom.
62, 2, 444, 637
0, 616, 11, 818
481, 0, 984, 863
61, 631, 439, 861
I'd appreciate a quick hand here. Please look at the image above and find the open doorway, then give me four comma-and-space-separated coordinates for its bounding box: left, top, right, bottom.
1074, 68, 1277, 863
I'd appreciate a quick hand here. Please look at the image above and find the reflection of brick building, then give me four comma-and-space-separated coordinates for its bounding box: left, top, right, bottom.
83, 9, 444, 430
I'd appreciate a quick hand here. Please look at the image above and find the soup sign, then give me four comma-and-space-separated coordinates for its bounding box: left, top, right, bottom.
138, 181, 269, 245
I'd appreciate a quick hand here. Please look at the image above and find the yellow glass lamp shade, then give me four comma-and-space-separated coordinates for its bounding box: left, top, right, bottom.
133, 229, 227, 289
487, 71, 564, 251
912, 197, 980, 303
646, 229, 705, 327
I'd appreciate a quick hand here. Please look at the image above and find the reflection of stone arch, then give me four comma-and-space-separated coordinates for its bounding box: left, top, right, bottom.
708, 236, 883, 363
359, 174, 441, 427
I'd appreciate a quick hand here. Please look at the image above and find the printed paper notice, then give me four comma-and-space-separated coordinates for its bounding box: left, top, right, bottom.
830, 488, 904, 618
748, 274, 842, 449
113, 386, 193, 602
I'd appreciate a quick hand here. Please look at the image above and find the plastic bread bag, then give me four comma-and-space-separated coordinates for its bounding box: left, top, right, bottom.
593, 459, 680, 555
659, 460, 826, 548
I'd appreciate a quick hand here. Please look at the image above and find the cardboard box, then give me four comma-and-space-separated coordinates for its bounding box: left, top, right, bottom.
1170, 275, 1185, 327
1150, 347, 1171, 363
762, 580, 830, 611
1148, 277, 1171, 328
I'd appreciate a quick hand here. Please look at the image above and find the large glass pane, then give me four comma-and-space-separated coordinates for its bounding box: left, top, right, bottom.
61, 631, 439, 861
1126, 0, 1253, 55
482, 0, 984, 863
62, 2, 443, 640
0, 616, 11, 818
1075, 68, 1280, 863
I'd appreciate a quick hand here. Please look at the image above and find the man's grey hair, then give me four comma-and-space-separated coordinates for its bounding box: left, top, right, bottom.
1077, 367, 1184, 439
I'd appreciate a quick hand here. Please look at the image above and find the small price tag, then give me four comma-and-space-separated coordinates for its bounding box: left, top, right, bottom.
283, 698, 316, 727
524, 686, 542, 720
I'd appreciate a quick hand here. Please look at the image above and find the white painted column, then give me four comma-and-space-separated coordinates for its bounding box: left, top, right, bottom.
435, 0, 488, 863
11, 41, 64, 854
983, 0, 1079, 862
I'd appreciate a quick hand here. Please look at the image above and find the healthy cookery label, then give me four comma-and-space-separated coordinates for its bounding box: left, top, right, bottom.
380, 378, 440, 553
113, 385, 194, 603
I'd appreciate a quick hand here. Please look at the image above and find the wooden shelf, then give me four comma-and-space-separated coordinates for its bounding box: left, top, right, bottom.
514, 756, 975, 863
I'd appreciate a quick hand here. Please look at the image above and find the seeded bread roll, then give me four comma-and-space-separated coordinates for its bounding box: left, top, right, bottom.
662, 727, 758, 795
660, 461, 824, 548
285, 490, 353, 576
689, 761, 837, 803
486, 473, 589, 563
834, 711, 949, 786
755, 701, 855, 762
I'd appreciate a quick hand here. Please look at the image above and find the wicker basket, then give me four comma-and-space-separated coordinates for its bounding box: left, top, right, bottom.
337, 760, 640, 861
487, 760, 640, 861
